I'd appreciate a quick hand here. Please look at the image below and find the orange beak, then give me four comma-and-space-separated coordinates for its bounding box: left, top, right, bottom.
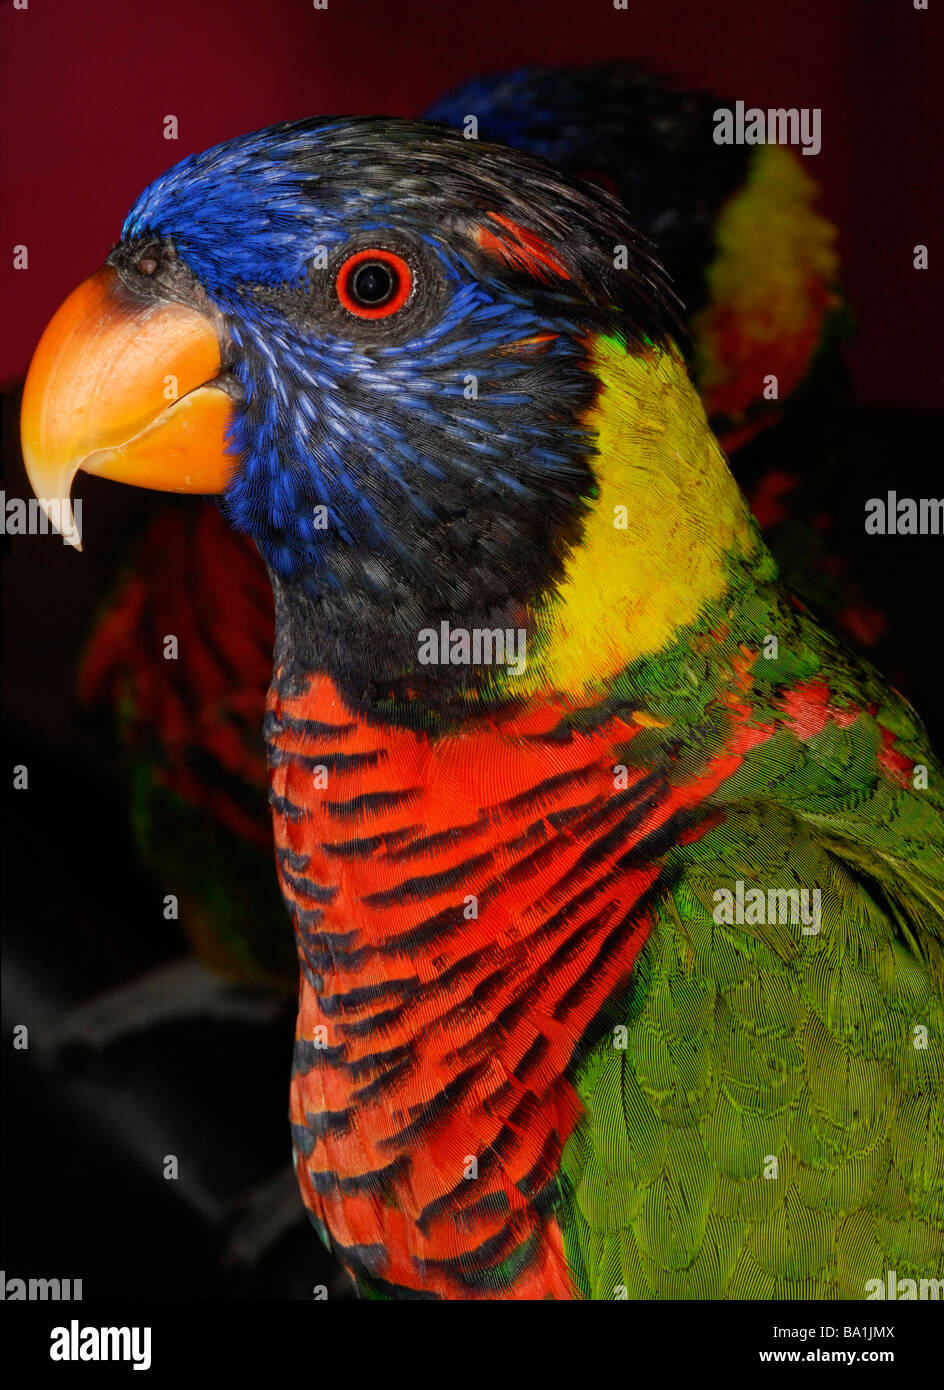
20, 265, 237, 548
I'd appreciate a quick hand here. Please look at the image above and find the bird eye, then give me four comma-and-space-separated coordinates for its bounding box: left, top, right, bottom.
336, 249, 412, 319
136, 251, 161, 277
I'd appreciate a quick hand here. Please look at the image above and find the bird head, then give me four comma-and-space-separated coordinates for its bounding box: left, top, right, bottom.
23, 118, 755, 712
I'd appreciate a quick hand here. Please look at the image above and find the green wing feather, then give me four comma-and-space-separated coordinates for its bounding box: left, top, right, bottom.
560, 604, 944, 1300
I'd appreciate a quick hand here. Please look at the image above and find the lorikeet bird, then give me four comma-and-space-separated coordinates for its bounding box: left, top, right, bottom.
79, 63, 869, 1002
23, 118, 944, 1300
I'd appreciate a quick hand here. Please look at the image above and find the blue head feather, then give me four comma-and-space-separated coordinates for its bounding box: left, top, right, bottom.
120, 118, 675, 599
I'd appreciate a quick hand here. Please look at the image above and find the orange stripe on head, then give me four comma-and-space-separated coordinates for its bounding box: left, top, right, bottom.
477, 213, 571, 284
497, 332, 560, 356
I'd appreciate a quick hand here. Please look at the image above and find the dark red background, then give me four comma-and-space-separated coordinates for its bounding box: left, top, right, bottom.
1, 0, 942, 407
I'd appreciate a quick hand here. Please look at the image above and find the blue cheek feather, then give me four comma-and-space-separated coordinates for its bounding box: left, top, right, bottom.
215, 289, 590, 584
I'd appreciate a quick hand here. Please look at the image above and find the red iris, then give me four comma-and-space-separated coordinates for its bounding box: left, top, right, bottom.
336, 248, 412, 319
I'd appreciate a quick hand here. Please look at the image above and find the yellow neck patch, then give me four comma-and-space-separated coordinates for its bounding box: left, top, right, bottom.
513, 335, 756, 698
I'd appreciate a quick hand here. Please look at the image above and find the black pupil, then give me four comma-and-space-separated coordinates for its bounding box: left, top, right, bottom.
350, 260, 396, 306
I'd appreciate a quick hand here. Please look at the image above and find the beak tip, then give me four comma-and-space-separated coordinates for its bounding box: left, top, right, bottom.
21, 449, 83, 549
